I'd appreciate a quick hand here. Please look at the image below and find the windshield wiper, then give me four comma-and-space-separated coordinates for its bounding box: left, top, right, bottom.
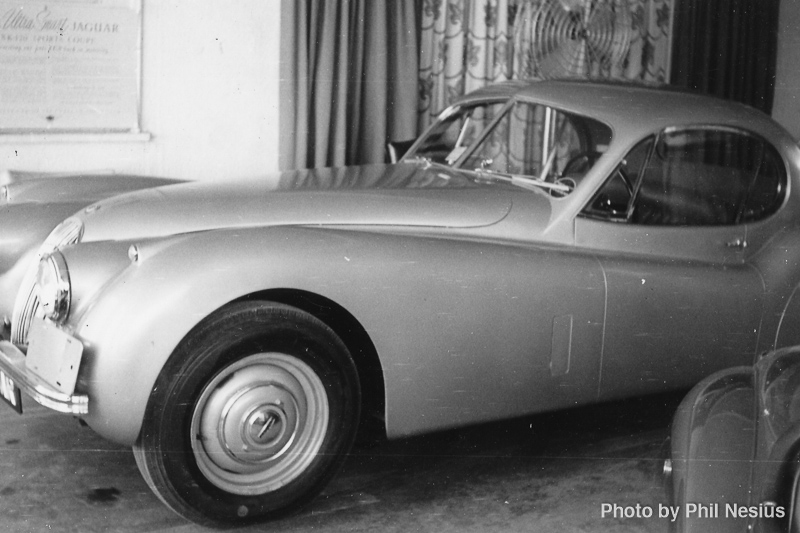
471, 168, 571, 194
403, 155, 436, 168
404, 155, 571, 195
403, 154, 428, 164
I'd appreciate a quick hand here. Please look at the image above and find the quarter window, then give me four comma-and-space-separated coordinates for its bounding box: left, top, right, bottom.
585, 138, 652, 219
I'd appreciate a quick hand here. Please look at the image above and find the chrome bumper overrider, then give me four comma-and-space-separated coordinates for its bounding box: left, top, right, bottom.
0, 340, 88, 415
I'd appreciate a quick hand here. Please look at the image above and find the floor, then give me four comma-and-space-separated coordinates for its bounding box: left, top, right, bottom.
0, 391, 686, 533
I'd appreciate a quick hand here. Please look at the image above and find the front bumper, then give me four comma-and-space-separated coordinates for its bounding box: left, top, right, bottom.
0, 340, 88, 415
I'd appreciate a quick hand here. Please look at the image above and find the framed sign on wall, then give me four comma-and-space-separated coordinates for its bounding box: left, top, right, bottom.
0, 0, 142, 133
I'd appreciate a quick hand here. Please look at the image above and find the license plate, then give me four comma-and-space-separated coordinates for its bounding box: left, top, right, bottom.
0, 370, 22, 414
26, 319, 82, 396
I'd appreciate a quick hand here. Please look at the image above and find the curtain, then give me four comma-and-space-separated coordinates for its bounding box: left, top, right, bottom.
280, 1, 419, 170
417, 0, 514, 132
670, 0, 780, 114
419, 0, 674, 130
623, 0, 673, 81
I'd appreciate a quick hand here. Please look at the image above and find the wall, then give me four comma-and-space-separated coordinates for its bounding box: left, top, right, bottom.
0, 0, 281, 181
772, 0, 800, 141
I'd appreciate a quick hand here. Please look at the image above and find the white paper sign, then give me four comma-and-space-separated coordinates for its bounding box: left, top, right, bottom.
0, 0, 141, 132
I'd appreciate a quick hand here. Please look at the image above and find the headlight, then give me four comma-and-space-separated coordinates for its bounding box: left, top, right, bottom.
36, 251, 71, 322
11, 217, 83, 344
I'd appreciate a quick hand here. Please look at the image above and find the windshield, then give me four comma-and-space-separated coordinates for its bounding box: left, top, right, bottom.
409, 102, 509, 165
407, 100, 612, 197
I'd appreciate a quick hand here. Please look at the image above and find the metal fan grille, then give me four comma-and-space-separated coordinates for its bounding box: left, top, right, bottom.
531, 0, 632, 79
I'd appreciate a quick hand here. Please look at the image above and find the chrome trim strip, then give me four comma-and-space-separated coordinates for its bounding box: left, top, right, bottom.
0, 341, 88, 415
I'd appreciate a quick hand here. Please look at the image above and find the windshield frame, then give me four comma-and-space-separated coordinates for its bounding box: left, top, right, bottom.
404, 96, 616, 199
402, 98, 514, 167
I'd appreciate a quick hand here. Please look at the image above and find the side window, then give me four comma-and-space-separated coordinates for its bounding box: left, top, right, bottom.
740, 142, 785, 222
408, 102, 508, 165
584, 128, 786, 226
631, 129, 784, 226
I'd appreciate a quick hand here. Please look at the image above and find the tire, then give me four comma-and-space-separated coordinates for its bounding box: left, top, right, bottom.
132, 301, 361, 526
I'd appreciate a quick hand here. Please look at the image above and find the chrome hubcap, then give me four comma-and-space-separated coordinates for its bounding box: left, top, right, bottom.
190, 353, 329, 495
247, 407, 282, 445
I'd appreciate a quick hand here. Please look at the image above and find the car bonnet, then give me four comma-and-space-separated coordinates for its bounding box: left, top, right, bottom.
74, 164, 520, 242
1, 174, 185, 204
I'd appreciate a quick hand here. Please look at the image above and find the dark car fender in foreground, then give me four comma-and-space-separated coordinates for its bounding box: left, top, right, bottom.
670, 346, 800, 532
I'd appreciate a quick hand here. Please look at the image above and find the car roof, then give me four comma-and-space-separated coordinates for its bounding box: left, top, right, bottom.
458, 79, 791, 143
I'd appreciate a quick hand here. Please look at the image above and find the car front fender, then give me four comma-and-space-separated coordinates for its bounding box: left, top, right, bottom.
68, 225, 413, 444
670, 366, 755, 533
0, 202, 89, 321
0, 175, 186, 326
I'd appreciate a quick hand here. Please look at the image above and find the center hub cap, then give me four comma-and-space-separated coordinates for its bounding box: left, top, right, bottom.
246, 406, 285, 446
219, 385, 299, 465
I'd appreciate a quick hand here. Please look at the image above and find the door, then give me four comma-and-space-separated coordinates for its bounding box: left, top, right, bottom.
575, 128, 770, 400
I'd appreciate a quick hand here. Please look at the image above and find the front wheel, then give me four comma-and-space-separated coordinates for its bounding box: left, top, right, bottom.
133, 301, 361, 526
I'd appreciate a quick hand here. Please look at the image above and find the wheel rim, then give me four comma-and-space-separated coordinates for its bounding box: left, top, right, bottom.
190, 352, 329, 495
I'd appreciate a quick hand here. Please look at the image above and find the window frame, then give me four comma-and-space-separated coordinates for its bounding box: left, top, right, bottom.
404, 98, 513, 167
450, 99, 613, 184
581, 125, 788, 227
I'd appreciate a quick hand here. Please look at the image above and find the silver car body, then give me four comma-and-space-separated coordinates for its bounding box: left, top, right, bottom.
2, 80, 800, 447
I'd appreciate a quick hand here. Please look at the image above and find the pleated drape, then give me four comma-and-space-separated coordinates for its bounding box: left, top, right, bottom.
280, 0, 418, 170
670, 0, 780, 113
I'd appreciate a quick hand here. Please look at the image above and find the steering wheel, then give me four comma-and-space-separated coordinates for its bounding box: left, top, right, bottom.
545, 151, 594, 198
561, 152, 594, 177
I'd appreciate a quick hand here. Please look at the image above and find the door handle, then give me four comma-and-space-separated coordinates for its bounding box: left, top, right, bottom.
726, 238, 748, 250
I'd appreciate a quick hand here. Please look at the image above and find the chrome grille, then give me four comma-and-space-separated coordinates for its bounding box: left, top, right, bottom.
11, 217, 83, 345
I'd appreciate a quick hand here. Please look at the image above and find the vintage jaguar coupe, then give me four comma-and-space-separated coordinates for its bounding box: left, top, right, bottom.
1, 80, 800, 525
